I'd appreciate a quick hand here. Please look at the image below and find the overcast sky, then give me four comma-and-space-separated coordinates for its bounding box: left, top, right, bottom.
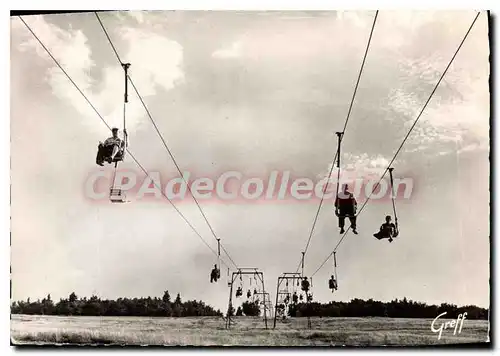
11, 10, 489, 312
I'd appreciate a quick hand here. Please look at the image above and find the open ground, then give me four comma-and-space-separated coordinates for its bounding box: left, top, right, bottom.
11, 314, 489, 346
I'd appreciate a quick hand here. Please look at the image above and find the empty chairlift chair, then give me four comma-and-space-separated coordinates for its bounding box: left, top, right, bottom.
109, 188, 126, 203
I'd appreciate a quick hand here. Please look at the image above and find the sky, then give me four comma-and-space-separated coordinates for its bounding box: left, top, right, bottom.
11, 10, 490, 312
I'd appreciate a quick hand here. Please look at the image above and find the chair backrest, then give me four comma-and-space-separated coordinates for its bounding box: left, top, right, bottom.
110, 188, 123, 196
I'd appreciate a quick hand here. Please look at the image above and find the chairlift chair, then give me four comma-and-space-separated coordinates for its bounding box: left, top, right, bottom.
109, 188, 126, 203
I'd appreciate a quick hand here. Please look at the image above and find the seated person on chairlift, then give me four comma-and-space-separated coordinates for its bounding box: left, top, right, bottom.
236, 286, 243, 297
335, 184, 358, 235
373, 215, 398, 242
301, 277, 310, 293
210, 264, 220, 283
292, 292, 298, 304
329, 275, 338, 291
247, 290, 252, 298
96, 127, 128, 166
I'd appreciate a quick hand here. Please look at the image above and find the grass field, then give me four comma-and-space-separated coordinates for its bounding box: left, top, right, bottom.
11, 314, 489, 346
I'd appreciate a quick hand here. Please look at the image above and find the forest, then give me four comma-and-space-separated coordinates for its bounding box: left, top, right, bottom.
10, 291, 222, 317
284, 297, 488, 319
11, 291, 488, 320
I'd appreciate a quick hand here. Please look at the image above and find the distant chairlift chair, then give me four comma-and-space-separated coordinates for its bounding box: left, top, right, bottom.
109, 188, 126, 203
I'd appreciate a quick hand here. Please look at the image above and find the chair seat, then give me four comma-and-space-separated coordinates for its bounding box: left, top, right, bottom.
112, 153, 125, 162
110, 188, 126, 203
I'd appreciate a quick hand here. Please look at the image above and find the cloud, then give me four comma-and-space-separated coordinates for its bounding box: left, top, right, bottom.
212, 41, 242, 59
119, 27, 184, 93
368, 156, 390, 169
336, 10, 370, 27
16, 15, 184, 135
394, 94, 488, 156
127, 10, 146, 24
210, 12, 376, 62
458, 142, 488, 154
385, 31, 489, 157
18, 15, 95, 103
317, 153, 395, 183
343, 153, 393, 176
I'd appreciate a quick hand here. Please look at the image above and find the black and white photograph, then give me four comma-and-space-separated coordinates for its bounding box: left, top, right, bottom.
9, 9, 491, 347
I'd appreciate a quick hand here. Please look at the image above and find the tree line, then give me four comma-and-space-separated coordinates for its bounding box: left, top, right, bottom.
284, 297, 488, 319
10, 291, 223, 317
229, 301, 261, 317
11, 293, 488, 320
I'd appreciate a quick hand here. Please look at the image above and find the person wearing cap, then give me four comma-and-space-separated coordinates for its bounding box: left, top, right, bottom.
373, 215, 397, 242
96, 127, 128, 166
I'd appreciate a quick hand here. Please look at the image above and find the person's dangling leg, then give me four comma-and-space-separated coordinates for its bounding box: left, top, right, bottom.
96, 144, 105, 166
374, 226, 388, 239
338, 216, 345, 234
110, 144, 119, 162
350, 215, 358, 234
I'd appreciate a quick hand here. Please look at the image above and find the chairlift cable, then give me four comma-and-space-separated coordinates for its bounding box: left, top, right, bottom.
294, 10, 379, 274
94, 12, 239, 269
310, 11, 481, 278
389, 168, 398, 227
18, 16, 230, 268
